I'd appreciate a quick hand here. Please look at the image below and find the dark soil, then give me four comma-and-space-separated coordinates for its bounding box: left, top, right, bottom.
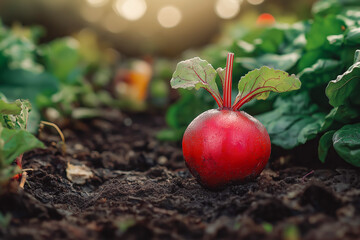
1, 110, 360, 240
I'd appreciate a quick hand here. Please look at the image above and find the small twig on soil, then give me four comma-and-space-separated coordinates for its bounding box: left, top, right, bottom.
19, 171, 27, 189
301, 170, 314, 182
40, 121, 66, 156
18, 169, 34, 189
21, 168, 34, 172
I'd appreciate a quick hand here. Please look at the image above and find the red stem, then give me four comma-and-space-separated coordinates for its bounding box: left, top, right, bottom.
15, 154, 23, 168
223, 53, 234, 108
232, 89, 270, 111
11, 154, 23, 180
206, 89, 223, 108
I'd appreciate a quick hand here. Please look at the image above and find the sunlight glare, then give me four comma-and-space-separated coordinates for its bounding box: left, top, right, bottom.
157, 6, 182, 28
86, 0, 109, 7
215, 0, 241, 19
247, 0, 264, 5
113, 0, 147, 21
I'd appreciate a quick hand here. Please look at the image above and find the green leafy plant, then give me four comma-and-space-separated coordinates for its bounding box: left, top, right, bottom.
318, 50, 360, 166
0, 21, 118, 129
0, 95, 44, 189
0, 21, 59, 132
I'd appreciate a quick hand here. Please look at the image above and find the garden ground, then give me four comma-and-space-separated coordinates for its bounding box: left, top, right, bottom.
1, 110, 360, 240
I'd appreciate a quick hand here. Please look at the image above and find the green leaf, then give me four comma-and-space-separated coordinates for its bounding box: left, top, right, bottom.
298, 59, 343, 89
236, 52, 301, 71
171, 57, 219, 91
170, 57, 222, 105
298, 113, 326, 144
0, 98, 31, 130
162, 88, 216, 142
327, 34, 344, 47
262, 223, 273, 233
342, 8, 360, 22
326, 50, 360, 107
333, 123, 360, 167
345, 28, 360, 45
318, 130, 336, 163
165, 89, 214, 129
0, 99, 21, 115
306, 15, 345, 51
282, 22, 309, 52
269, 114, 325, 149
0, 69, 59, 102
156, 127, 187, 142
233, 66, 301, 109
297, 50, 333, 72
321, 105, 360, 131
41, 37, 83, 84
0, 69, 59, 132
312, 0, 342, 16
0, 28, 43, 73
1, 127, 44, 164
216, 67, 226, 86
256, 92, 325, 149
231, 40, 255, 57
255, 27, 285, 53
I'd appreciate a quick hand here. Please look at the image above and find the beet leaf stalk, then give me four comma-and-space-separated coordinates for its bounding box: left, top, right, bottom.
223, 53, 234, 108
171, 52, 301, 111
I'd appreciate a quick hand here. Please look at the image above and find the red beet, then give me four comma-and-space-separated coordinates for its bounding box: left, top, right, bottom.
183, 109, 271, 189
170, 52, 300, 190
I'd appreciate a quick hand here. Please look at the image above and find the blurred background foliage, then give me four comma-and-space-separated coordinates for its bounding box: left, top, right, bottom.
0, 0, 359, 169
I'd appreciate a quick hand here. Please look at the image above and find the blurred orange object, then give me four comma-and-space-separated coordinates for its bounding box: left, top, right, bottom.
115, 59, 153, 103
256, 13, 276, 26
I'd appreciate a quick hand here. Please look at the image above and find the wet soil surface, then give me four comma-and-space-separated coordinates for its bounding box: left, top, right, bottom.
1, 111, 360, 240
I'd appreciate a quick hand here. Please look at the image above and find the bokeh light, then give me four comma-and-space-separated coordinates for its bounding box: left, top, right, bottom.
215, 0, 242, 19
247, 0, 264, 5
86, 0, 109, 8
113, 0, 147, 21
157, 6, 182, 28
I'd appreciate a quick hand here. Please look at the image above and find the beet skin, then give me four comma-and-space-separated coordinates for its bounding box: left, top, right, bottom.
182, 109, 271, 190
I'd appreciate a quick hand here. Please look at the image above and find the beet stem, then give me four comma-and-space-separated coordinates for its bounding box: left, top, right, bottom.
223, 53, 234, 108
206, 89, 224, 108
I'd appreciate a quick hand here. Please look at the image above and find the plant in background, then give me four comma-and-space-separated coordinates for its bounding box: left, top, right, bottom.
38, 32, 117, 120
0, 95, 44, 190
149, 58, 173, 108
0, 21, 119, 128
319, 50, 360, 166
170, 53, 300, 189
0, 21, 59, 132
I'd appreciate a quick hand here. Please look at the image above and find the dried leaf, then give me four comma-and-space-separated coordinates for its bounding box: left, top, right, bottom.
66, 162, 93, 184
